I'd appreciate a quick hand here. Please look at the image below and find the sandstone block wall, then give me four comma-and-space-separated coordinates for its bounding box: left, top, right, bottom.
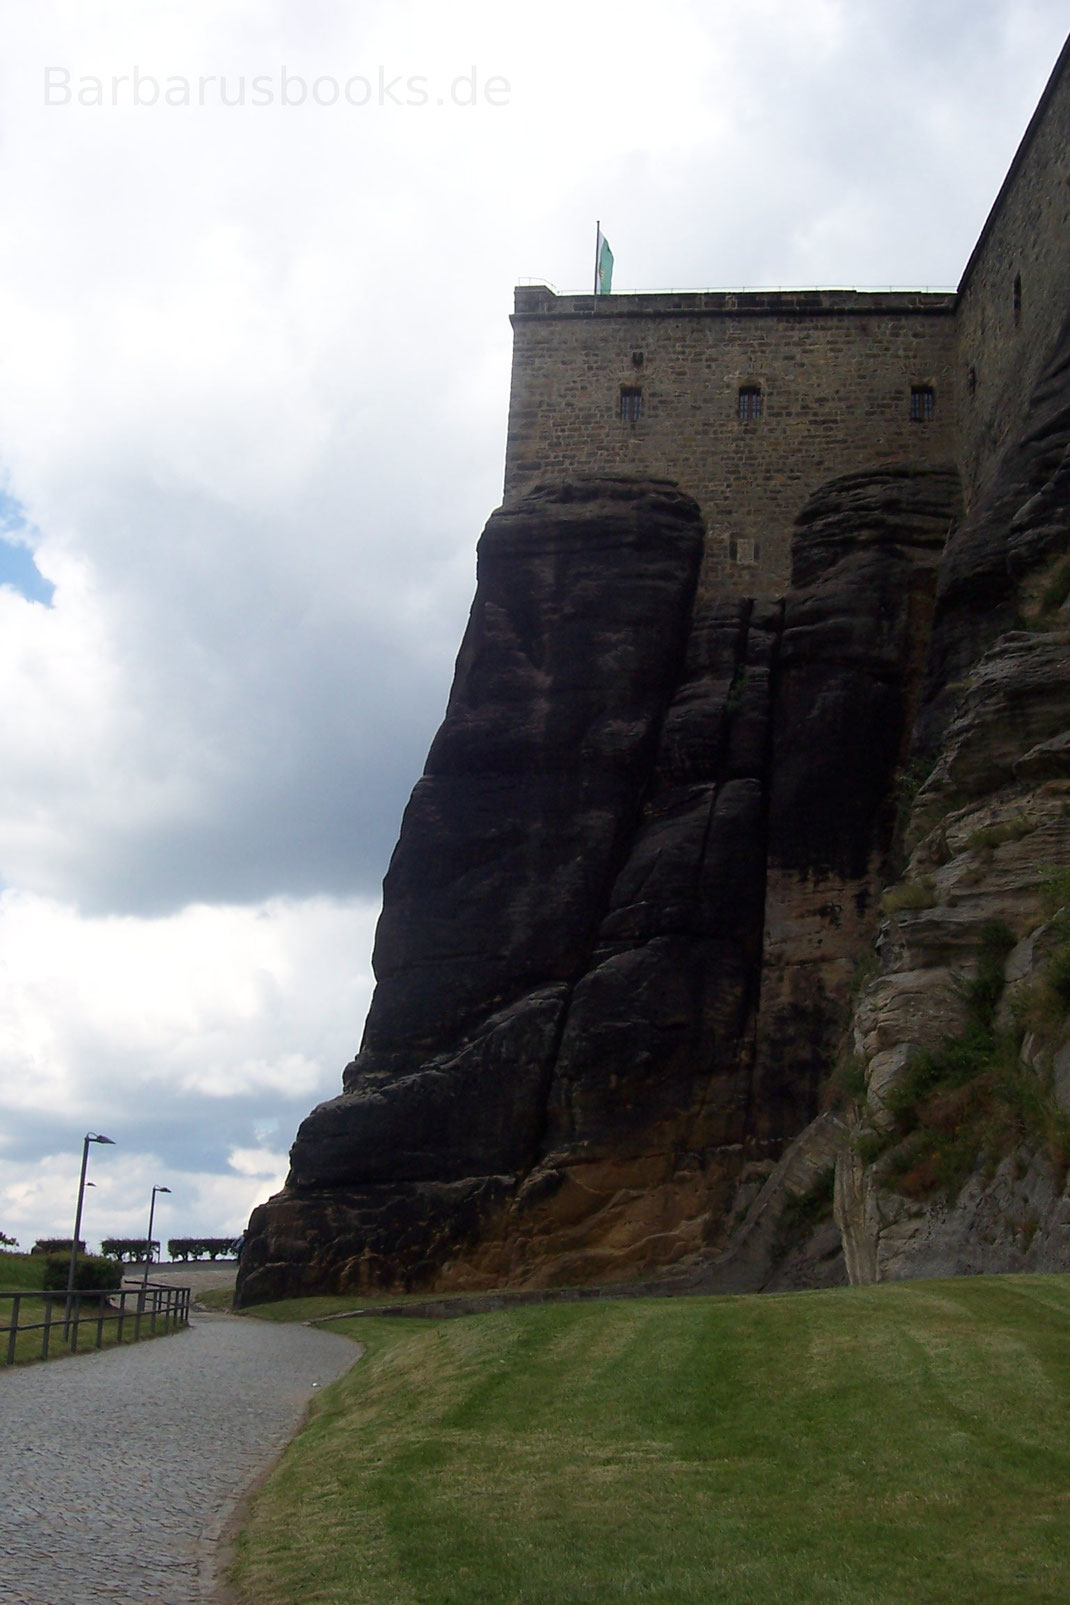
505, 289, 958, 598
503, 36, 1070, 599
956, 35, 1070, 510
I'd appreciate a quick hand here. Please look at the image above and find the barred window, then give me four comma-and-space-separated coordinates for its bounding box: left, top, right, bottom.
910, 385, 935, 423
620, 386, 643, 422
738, 385, 763, 422
729, 536, 760, 565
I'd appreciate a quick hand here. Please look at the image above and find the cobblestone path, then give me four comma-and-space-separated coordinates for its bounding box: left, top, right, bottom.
0, 1312, 359, 1605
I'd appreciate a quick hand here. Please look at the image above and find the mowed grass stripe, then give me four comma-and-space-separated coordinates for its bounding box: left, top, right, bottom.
230, 1275, 1070, 1604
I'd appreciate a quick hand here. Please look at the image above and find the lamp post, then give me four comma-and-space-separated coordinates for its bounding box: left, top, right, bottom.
140, 1185, 171, 1292
65, 1132, 115, 1326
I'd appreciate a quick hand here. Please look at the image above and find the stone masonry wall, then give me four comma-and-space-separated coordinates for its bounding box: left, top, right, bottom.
504, 289, 958, 597
956, 35, 1070, 510
502, 38, 1070, 597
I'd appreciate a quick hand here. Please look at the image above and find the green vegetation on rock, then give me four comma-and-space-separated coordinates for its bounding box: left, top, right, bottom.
771, 1166, 836, 1259
1037, 554, 1070, 619
866, 921, 1070, 1199
891, 755, 939, 864
880, 877, 937, 914
825, 1052, 869, 1110
966, 816, 1034, 853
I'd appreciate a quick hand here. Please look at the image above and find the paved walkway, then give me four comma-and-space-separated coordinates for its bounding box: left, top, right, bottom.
0, 1312, 360, 1605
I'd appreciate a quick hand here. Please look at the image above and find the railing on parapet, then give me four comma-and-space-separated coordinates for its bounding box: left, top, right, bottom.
514, 277, 959, 294
1, 1281, 191, 1365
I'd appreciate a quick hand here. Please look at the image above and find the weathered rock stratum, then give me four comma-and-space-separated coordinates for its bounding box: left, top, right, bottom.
238, 466, 963, 1305
834, 313, 1070, 1281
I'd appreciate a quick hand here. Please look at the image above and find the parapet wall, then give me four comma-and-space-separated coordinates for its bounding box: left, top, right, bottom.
505, 289, 958, 597
956, 34, 1070, 509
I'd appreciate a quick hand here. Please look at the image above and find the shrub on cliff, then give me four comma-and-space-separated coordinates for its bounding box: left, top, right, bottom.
871, 921, 1070, 1199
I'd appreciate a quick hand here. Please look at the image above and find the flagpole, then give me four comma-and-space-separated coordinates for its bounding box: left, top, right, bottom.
594, 220, 601, 295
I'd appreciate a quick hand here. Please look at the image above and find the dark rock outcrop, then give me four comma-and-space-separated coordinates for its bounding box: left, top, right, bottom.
239, 464, 962, 1306
242, 477, 710, 1300
833, 320, 1070, 1285
750, 469, 958, 1146
915, 311, 1070, 756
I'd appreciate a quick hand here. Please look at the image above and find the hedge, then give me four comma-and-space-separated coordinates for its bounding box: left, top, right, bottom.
32, 1238, 85, 1255
100, 1238, 160, 1262
167, 1237, 243, 1261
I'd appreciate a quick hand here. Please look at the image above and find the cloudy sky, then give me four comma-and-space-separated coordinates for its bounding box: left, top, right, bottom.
0, 0, 1066, 1254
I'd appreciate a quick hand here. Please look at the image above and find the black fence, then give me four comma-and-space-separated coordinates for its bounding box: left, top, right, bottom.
1, 1281, 191, 1365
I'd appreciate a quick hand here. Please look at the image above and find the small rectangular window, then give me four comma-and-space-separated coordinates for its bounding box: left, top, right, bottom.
738, 385, 763, 422
910, 385, 935, 423
620, 386, 643, 422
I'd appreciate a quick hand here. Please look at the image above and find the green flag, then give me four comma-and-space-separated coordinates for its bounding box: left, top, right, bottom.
596, 228, 613, 295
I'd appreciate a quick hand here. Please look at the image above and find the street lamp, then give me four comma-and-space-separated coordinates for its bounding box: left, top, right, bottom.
141, 1185, 172, 1292
65, 1132, 115, 1320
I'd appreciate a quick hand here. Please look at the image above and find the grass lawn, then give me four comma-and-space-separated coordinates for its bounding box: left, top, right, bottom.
229, 1274, 1070, 1604
197, 1285, 235, 1312
0, 1250, 47, 1291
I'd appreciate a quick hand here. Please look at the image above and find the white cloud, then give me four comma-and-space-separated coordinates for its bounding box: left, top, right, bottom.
227, 1146, 289, 1180
0, 891, 376, 1244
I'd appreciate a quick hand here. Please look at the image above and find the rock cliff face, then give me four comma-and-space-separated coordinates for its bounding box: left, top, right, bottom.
237, 307, 1070, 1307
834, 315, 1070, 1282
238, 467, 962, 1305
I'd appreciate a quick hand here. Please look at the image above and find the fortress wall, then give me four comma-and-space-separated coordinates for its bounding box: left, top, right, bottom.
505, 289, 957, 597
955, 36, 1070, 506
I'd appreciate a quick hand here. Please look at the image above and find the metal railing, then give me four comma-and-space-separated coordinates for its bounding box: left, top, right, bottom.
514, 277, 959, 295
1, 1281, 191, 1365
